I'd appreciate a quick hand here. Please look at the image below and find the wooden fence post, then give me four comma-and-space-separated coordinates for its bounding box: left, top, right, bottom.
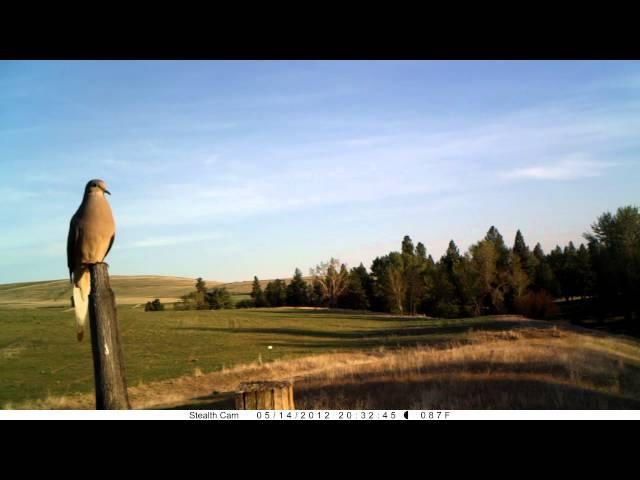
88, 263, 131, 410
235, 381, 295, 410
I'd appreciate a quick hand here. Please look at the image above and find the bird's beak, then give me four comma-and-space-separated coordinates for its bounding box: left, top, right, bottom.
104, 189, 111, 195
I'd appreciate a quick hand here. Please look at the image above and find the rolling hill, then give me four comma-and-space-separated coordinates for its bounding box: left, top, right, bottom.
0, 275, 308, 308
0, 275, 220, 308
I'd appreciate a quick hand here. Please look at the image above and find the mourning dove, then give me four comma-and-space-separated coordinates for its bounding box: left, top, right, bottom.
67, 179, 115, 341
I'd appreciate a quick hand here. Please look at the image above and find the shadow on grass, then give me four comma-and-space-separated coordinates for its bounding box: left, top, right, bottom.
165, 374, 640, 410
293, 377, 640, 409
158, 341, 640, 410
167, 392, 236, 410
238, 308, 447, 322
173, 320, 524, 341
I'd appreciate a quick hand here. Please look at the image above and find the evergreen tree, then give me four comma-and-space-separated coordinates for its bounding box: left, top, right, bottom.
512, 229, 536, 278
265, 279, 287, 307
533, 243, 545, 262
485, 226, 510, 270
531, 243, 560, 296
351, 263, 375, 308
250, 276, 267, 307
338, 267, 370, 310
443, 240, 461, 269
585, 205, 640, 321
430, 240, 467, 317
402, 235, 415, 256
286, 268, 310, 306
513, 230, 528, 260
402, 236, 425, 315
310, 280, 326, 307
576, 243, 594, 297
561, 242, 579, 300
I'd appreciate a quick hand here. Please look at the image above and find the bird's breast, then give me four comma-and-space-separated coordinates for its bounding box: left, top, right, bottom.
77, 198, 115, 263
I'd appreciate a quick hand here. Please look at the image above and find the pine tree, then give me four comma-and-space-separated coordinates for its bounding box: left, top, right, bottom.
352, 263, 374, 308
250, 276, 266, 307
401, 235, 415, 256
443, 240, 461, 272
286, 268, 310, 306
513, 230, 528, 260
485, 226, 510, 270
533, 243, 545, 262
265, 279, 287, 307
531, 243, 560, 296
576, 243, 594, 297
338, 267, 370, 310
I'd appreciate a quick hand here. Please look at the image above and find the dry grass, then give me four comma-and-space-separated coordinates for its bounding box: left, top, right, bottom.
8, 319, 640, 410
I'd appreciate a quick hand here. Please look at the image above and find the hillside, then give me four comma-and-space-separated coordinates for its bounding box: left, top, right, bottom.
0, 274, 309, 308
0, 276, 220, 307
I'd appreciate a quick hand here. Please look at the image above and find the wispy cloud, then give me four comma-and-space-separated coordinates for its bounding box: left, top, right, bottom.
503, 156, 618, 181
110, 91, 636, 228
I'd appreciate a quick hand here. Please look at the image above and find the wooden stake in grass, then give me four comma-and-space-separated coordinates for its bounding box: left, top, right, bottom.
235, 381, 295, 410
88, 263, 130, 410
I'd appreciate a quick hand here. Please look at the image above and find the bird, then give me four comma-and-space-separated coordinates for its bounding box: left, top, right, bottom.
67, 179, 115, 342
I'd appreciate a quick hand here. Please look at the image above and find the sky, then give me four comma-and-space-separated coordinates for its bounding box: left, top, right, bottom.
1, 60, 639, 284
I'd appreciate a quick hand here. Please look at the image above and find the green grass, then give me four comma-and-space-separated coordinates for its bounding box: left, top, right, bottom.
0, 305, 518, 406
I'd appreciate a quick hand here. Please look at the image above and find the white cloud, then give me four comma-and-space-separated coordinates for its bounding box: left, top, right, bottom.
503, 156, 618, 181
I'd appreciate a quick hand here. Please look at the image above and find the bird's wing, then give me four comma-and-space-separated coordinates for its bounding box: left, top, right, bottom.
104, 233, 115, 260
67, 215, 81, 283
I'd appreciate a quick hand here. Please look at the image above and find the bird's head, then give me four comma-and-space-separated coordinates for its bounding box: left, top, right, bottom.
84, 179, 111, 196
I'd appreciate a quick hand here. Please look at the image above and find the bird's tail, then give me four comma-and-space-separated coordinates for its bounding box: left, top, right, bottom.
72, 268, 91, 342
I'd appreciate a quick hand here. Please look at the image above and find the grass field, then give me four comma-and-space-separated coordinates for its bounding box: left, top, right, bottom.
2, 275, 640, 410
0, 304, 509, 406
2, 302, 640, 409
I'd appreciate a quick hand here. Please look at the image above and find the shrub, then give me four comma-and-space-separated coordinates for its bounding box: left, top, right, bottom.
206, 287, 234, 310
514, 291, 559, 320
432, 301, 461, 319
145, 298, 165, 312
235, 299, 255, 309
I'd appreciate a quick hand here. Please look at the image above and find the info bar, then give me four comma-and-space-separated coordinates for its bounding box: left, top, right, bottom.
2, 410, 640, 420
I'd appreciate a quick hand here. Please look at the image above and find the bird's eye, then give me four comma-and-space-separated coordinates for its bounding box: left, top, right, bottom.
91, 183, 97, 187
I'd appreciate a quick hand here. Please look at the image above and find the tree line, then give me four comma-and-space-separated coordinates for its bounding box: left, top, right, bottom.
154, 205, 639, 323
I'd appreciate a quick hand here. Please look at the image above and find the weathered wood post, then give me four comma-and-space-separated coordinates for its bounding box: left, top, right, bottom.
235, 381, 295, 410
88, 262, 130, 409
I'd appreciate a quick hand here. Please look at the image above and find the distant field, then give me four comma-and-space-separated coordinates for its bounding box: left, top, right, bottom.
2, 305, 640, 409
0, 275, 293, 308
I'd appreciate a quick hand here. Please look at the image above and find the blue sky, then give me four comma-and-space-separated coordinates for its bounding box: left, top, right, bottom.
1, 60, 639, 284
